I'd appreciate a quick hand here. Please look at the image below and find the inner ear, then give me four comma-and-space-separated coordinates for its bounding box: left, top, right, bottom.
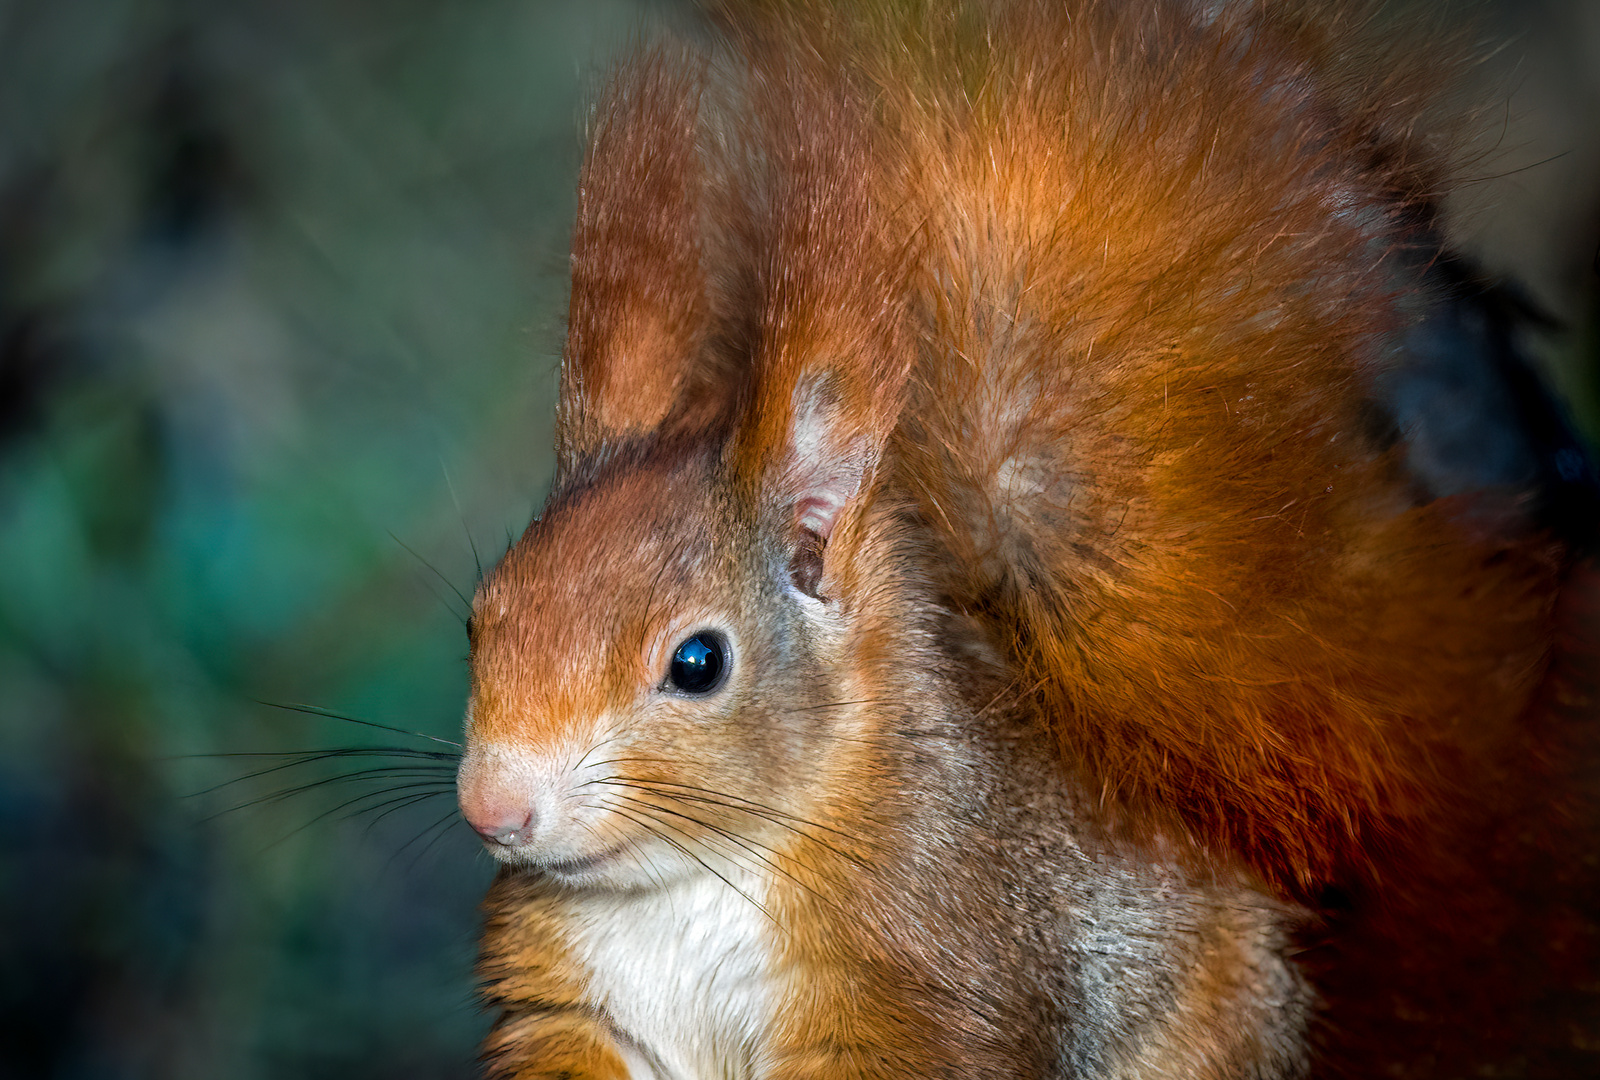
789, 527, 827, 599
775, 387, 875, 601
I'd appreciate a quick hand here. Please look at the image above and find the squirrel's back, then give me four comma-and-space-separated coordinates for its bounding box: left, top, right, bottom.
722, 0, 1590, 891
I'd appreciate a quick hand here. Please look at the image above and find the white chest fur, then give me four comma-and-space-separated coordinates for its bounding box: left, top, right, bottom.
569, 871, 778, 1080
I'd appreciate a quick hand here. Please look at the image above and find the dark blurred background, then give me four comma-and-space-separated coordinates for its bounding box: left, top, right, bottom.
0, 2, 1594, 1078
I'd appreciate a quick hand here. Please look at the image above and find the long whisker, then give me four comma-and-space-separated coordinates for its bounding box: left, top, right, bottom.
601, 790, 831, 899
604, 800, 779, 927
363, 787, 461, 832
413, 816, 477, 871
618, 783, 869, 874
579, 769, 865, 847
624, 776, 862, 837
254, 782, 457, 852
594, 777, 869, 872
395, 806, 469, 866
184, 752, 457, 797
780, 696, 904, 714
608, 796, 771, 880
217, 777, 455, 824
201, 767, 458, 814
389, 530, 474, 615
181, 747, 459, 762
252, 700, 462, 748
572, 733, 625, 774
438, 458, 484, 585
576, 815, 671, 897
636, 554, 672, 664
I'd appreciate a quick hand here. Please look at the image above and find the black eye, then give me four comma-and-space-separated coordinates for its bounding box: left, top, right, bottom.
668, 632, 727, 695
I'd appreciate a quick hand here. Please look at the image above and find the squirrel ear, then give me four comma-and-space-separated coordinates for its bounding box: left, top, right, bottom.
725, 58, 913, 598
557, 46, 730, 469
784, 377, 875, 542
773, 375, 886, 597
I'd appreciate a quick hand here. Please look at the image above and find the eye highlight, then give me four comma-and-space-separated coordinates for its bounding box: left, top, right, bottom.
667, 632, 728, 695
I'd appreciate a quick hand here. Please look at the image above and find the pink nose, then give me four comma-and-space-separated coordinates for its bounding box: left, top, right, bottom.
458, 780, 535, 846
468, 809, 534, 847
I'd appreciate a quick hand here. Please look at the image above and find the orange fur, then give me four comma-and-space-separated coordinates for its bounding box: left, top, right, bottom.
478, 874, 638, 1080
731, 0, 1567, 893
461, 2, 1598, 1076
559, 48, 715, 459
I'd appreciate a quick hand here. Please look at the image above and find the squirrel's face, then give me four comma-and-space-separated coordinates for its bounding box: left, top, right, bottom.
456, 450, 847, 890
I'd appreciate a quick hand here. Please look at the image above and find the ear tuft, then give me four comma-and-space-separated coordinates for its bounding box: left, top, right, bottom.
558, 45, 727, 469
716, 45, 915, 592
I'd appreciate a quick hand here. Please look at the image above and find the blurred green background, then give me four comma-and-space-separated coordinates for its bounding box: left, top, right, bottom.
0, 1, 1594, 1078
0, 1, 659, 1076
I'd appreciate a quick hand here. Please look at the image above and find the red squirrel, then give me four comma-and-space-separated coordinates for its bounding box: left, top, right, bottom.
454, 1, 1599, 1075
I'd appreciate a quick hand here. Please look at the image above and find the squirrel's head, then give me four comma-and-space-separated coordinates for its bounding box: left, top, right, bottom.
456, 43, 914, 887
455, 402, 923, 888
457, 446, 807, 886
